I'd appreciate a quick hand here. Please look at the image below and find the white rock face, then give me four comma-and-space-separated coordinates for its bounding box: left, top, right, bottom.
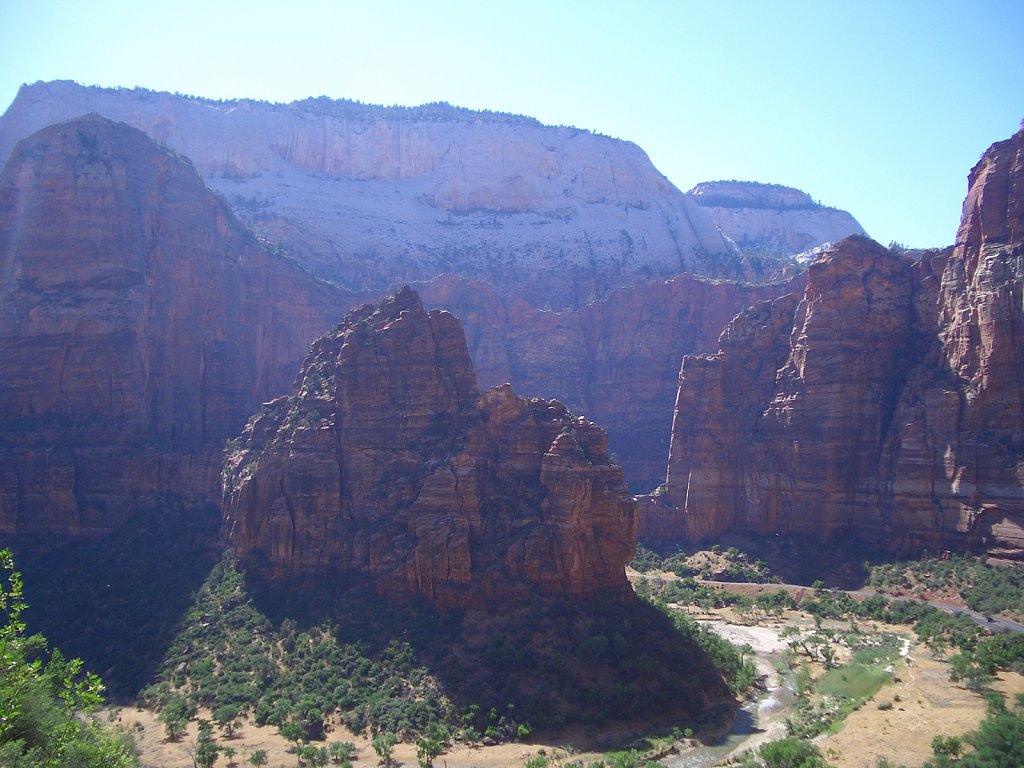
690, 181, 867, 255
0, 82, 860, 307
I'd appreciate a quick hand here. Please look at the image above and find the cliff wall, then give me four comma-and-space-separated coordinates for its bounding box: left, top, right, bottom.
649, 128, 1024, 553
0, 82, 859, 308
0, 115, 355, 534
222, 288, 637, 609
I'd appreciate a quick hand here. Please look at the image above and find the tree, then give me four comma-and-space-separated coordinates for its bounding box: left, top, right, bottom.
280, 720, 304, 750
214, 704, 242, 738
931, 735, 963, 760
372, 732, 397, 765
329, 741, 356, 763
248, 748, 268, 767
0, 549, 138, 768
416, 735, 443, 767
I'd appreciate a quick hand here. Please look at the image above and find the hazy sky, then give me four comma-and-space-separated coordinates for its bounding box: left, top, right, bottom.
1, 0, 1021, 248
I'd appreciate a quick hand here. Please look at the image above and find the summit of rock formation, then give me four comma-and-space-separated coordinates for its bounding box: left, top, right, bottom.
222, 288, 637, 609
0, 81, 858, 307
0, 114, 356, 535
689, 180, 866, 257
647, 127, 1024, 555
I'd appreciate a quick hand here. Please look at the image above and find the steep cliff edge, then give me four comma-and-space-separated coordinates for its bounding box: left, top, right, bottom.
0, 82, 855, 308
690, 180, 866, 257
222, 288, 637, 609
0, 115, 355, 535
648, 127, 1024, 554
416, 273, 797, 492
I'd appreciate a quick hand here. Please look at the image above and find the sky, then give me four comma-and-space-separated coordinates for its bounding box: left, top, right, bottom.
1, 0, 1021, 249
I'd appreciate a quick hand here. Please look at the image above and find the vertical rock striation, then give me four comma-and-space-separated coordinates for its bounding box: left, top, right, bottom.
222, 288, 637, 609
417, 273, 797, 492
0, 115, 353, 534
649, 127, 1024, 554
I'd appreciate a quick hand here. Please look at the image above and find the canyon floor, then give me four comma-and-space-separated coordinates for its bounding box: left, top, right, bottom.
112, 586, 1024, 768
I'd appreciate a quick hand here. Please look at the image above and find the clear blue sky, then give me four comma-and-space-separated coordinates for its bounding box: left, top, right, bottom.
1, 0, 1021, 248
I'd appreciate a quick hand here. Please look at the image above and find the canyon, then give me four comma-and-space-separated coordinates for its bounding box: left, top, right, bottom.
1, 81, 1021, 561
0, 81, 862, 310
647, 126, 1024, 555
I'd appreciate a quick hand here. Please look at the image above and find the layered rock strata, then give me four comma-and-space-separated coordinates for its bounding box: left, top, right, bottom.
222, 288, 637, 609
690, 180, 866, 256
649, 127, 1024, 553
0, 82, 858, 307
0, 115, 354, 534
417, 273, 797, 492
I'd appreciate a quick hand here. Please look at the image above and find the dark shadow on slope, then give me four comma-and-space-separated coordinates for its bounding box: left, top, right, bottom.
254, 575, 735, 744
146, 554, 738, 750
641, 531, 908, 590
11, 501, 222, 701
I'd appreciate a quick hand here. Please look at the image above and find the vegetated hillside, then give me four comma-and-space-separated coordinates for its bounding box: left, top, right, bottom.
138, 553, 741, 747
0, 81, 861, 309
643, 125, 1024, 557
0, 114, 360, 535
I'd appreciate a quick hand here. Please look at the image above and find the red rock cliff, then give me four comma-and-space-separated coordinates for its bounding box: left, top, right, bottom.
417, 273, 797, 492
222, 288, 637, 609
0, 115, 355, 535
649, 127, 1024, 553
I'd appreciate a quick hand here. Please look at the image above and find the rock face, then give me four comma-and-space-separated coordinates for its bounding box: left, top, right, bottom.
416, 273, 797, 492
690, 181, 866, 256
0, 115, 355, 535
649, 128, 1024, 553
0, 82, 857, 308
222, 288, 637, 609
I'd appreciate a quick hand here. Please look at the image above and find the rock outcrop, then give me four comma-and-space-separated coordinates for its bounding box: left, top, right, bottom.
0, 115, 356, 535
416, 273, 797, 492
222, 288, 637, 609
690, 181, 866, 257
0, 82, 857, 308
648, 127, 1024, 553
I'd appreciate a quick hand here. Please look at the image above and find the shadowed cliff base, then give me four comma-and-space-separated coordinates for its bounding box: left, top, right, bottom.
10, 501, 223, 700
139, 552, 738, 749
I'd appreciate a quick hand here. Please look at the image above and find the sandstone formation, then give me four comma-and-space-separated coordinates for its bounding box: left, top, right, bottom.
648, 127, 1024, 554
416, 273, 797, 492
690, 181, 866, 257
0, 115, 357, 535
222, 288, 637, 609
0, 82, 858, 308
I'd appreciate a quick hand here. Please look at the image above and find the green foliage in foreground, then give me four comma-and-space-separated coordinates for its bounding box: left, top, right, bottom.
0, 550, 139, 767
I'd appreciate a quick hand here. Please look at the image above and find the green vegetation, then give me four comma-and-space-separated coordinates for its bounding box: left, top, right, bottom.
631, 544, 778, 583
141, 551, 739, 748
729, 736, 828, 768
0, 550, 139, 767
869, 554, 1024, 618
15, 501, 221, 699
781, 630, 902, 740
922, 693, 1024, 767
